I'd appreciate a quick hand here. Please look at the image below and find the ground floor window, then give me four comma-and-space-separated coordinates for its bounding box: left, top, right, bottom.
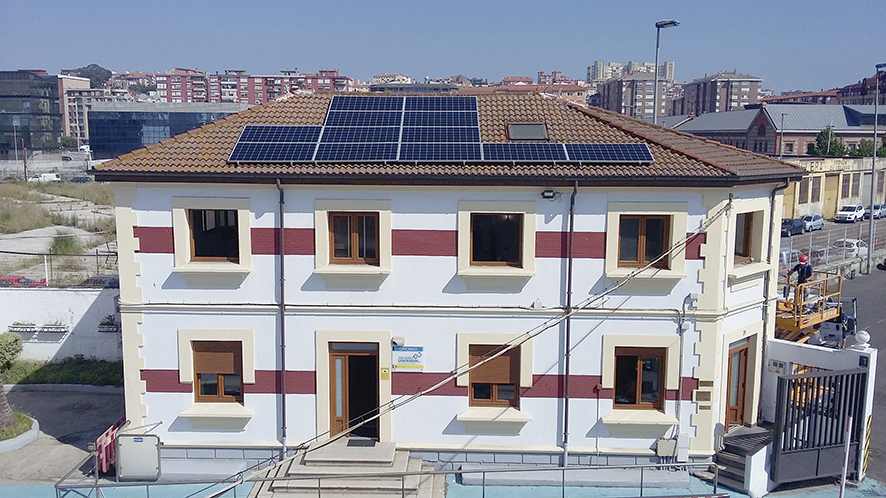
469, 344, 520, 408
614, 347, 665, 410
193, 341, 243, 403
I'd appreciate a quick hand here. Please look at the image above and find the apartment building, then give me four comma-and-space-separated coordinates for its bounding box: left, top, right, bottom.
681, 72, 762, 116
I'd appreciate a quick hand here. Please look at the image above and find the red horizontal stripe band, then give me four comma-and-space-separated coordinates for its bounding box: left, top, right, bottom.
134, 227, 174, 254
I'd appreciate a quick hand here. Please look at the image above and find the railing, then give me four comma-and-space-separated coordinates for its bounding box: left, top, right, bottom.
55, 458, 730, 498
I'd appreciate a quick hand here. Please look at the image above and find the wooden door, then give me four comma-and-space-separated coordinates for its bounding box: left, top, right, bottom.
726, 340, 750, 426
329, 343, 379, 438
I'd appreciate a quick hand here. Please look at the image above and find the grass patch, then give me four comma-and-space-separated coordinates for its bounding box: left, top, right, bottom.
0, 182, 46, 202
32, 183, 114, 206
0, 411, 33, 441
0, 200, 52, 234
48, 229, 86, 255
2, 357, 123, 386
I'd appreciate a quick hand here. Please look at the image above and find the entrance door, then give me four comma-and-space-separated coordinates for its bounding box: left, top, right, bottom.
726, 339, 750, 427
329, 343, 379, 439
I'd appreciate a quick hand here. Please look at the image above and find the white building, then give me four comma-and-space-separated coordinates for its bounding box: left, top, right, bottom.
95, 93, 803, 479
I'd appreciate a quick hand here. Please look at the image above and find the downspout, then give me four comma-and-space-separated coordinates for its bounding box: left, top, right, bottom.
276, 179, 288, 457
760, 181, 789, 419
562, 180, 578, 467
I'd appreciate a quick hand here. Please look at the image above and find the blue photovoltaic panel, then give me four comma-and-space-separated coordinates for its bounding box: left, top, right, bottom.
400, 143, 482, 161
401, 127, 480, 143
229, 143, 317, 162
405, 96, 477, 111
325, 111, 402, 127
315, 143, 398, 162
482, 143, 567, 162
330, 96, 404, 111
320, 127, 400, 143
237, 125, 321, 143
565, 143, 654, 163
403, 112, 478, 127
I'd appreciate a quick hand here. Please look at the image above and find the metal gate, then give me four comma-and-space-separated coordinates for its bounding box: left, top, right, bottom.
771, 368, 867, 485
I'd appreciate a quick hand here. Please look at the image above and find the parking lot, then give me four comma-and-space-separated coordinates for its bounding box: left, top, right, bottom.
780, 215, 886, 268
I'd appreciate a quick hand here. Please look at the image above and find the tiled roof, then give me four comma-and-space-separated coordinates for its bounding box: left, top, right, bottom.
94, 92, 802, 185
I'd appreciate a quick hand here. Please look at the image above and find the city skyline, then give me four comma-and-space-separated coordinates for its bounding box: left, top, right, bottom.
2, 0, 884, 93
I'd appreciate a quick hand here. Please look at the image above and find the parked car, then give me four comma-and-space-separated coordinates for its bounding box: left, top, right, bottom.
865, 204, 885, 219
0, 276, 47, 287
781, 218, 805, 236
835, 204, 865, 223
778, 248, 802, 270
806, 246, 840, 265
801, 214, 824, 231
832, 238, 868, 258
27, 173, 61, 183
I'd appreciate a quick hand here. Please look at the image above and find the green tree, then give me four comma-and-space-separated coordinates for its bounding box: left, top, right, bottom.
71, 63, 112, 89
128, 83, 157, 94
808, 126, 846, 156
60, 136, 78, 149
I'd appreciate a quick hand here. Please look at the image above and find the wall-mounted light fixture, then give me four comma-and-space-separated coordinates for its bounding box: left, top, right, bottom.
541, 190, 556, 200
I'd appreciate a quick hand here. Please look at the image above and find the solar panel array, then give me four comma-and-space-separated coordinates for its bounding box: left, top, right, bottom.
228, 96, 655, 164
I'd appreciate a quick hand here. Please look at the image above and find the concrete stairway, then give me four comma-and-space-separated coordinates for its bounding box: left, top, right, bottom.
249, 439, 442, 498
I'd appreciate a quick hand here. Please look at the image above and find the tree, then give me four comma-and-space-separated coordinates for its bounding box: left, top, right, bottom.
851, 138, 886, 157
70, 64, 112, 89
808, 126, 846, 157
61, 135, 78, 149
0, 373, 12, 429
128, 83, 157, 94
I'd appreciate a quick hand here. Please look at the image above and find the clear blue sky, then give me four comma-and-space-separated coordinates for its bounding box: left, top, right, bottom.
1, 0, 884, 94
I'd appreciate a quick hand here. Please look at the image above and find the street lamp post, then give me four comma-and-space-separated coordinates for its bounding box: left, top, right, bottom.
653, 19, 679, 126
867, 63, 886, 274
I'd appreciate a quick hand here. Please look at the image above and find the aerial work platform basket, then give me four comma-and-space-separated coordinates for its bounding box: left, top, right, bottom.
775, 270, 842, 337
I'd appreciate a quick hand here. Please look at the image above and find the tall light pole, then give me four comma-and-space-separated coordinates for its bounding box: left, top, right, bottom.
867, 62, 886, 274
653, 19, 679, 126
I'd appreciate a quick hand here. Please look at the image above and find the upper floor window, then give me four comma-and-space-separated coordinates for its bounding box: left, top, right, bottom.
757, 124, 766, 137
734, 212, 754, 263
329, 212, 379, 266
190, 209, 239, 262
618, 215, 669, 268
471, 214, 523, 267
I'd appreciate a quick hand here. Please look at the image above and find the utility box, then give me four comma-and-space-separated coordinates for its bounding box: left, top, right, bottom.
116, 434, 161, 481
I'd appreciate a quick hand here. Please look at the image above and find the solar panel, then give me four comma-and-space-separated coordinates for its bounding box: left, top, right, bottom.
482, 143, 567, 162
400, 143, 482, 161
325, 111, 402, 127
405, 96, 477, 111
403, 112, 478, 127
330, 96, 404, 111
315, 143, 398, 162
565, 143, 654, 163
321, 127, 400, 143
238, 125, 321, 143
401, 127, 480, 143
229, 143, 317, 162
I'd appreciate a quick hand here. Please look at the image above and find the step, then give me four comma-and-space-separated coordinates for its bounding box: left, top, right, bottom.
272, 456, 424, 493
693, 469, 745, 494
248, 460, 290, 498
303, 438, 397, 467
287, 450, 412, 477
715, 451, 746, 470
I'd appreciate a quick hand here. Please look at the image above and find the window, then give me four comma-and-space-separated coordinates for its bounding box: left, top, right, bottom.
842, 174, 851, 199
797, 178, 809, 204
734, 212, 754, 263
189, 209, 239, 262
172, 197, 251, 274
877, 171, 884, 195
329, 212, 379, 265
614, 347, 665, 410
852, 173, 861, 197
471, 213, 522, 267
757, 125, 766, 137
469, 345, 519, 408
811, 176, 822, 203
193, 341, 243, 403
618, 215, 669, 268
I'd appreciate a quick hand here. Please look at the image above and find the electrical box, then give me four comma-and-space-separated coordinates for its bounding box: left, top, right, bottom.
116, 434, 161, 481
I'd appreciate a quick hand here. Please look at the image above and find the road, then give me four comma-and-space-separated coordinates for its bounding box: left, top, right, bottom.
839, 267, 886, 481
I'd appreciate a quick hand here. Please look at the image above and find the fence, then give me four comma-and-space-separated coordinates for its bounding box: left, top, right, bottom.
0, 244, 117, 288
780, 221, 886, 269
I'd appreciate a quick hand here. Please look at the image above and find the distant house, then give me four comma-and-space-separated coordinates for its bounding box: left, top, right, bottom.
95, 93, 802, 481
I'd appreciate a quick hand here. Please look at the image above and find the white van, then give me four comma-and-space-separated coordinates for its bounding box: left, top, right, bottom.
27, 173, 61, 183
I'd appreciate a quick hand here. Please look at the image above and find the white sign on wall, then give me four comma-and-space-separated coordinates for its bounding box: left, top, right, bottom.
393, 346, 424, 371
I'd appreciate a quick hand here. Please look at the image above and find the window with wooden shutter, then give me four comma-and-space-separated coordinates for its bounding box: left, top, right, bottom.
193, 341, 243, 403
469, 345, 519, 408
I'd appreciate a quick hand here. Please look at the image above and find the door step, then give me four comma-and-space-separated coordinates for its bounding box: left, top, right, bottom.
303, 438, 397, 467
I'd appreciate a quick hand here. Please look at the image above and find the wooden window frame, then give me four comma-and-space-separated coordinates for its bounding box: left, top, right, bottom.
188, 209, 239, 263
468, 344, 520, 408
734, 212, 754, 264
193, 341, 243, 403
617, 215, 670, 269
328, 212, 380, 266
614, 347, 665, 410
469, 213, 524, 268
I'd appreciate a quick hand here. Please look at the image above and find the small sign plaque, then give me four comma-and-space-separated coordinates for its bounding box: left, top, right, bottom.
393, 346, 424, 371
